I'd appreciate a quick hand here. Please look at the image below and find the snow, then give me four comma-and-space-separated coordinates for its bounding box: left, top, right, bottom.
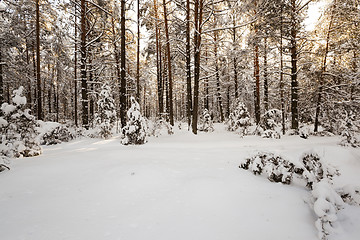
1, 124, 360, 240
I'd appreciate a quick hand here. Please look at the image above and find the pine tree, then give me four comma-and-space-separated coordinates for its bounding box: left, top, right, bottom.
0, 86, 41, 159
227, 101, 251, 136
96, 82, 117, 139
121, 97, 147, 145
199, 109, 214, 132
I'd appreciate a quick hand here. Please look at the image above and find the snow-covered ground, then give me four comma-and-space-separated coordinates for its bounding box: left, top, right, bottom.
1, 124, 360, 240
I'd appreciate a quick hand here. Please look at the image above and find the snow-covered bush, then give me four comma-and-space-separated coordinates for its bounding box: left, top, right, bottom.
300, 151, 339, 189
227, 101, 251, 136
312, 180, 344, 240
148, 118, 173, 137
95, 82, 117, 139
261, 130, 281, 139
260, 109, 282, 138
0, 156, 10, 172
41, 124, 74, 145
121, 97, 147, 145
240, 152, 300, 184
299, 125, 312, 139
199, 109, 214, 132
0, 87, 41, 158
337, 185, 360, 206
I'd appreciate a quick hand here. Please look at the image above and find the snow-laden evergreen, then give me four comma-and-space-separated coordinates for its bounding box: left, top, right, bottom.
259, 109, 282, 139
199, 109, 214, 132
0, 87, 41, 162
121, 97, 147, 145
227, 101, 251, 136
95, 82, 117, 139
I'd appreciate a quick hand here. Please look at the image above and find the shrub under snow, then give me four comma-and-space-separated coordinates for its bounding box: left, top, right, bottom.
312, 180, 344, 240
259, 109, 282, 139
227, 101, 251, 136
121, 97, 147, 145
240, 152, 300, 184
0, 86, 41, 159
199, 109, 214, 132
95, 82, 117, 139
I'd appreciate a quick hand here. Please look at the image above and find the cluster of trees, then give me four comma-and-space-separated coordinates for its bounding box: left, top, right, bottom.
0, 0, 359, 135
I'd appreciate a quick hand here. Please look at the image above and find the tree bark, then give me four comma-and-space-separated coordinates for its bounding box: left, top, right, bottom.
214, 29, 224, 122
290, 0, 299, 131
162, 0, 174, 126
136, 0, 141, 102
80, 0, 88, 128
192, 0, 203, 134
74, 2, 78, 126
186, 0, 192, 129
263, 37, 269, 111
36, 0, 42, 120
120, 0, 127, 127
153, 0, 163, 116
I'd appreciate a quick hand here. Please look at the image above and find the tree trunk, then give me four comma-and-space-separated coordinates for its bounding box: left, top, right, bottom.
136, 0, 141, 102
214, 30, 224, 122
254, 44, 261, 124
80, 0, 88, 128
74, 2, 78, 126
233, 17, 238, 100
36, 0, 42, 120
162, 0, 174, 126
120, 0, 127, 127
290, 0, 299, 131
263, 37, 269, 111
192, 0, 203, 134
0, 48, 3, 107
280, 7, 285, 135
153, 0, 163, 116
186, 0, 192, 129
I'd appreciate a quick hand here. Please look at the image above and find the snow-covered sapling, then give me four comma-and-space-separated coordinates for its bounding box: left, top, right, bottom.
300, 151, 339, 189
96, 82, 117, 139
260, 109, 282, 139
227, 101, 251, 136
312, 180, 344, 240
240, 152, 298, 184
199, 109, 214, 132
121, 97, 147, 145
0, 86, 41, 158
41, 124, 74, 145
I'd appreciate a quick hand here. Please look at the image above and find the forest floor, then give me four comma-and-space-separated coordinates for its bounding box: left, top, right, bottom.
1, 124, 360, 240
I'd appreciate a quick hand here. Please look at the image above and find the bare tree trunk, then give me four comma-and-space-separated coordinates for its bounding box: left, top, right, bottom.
153, 0, 163, 116
120, 0, 127, 127
80, 0, 88, 128
136, 0, 141, 102
232, 17, 238, 100
192, 0, 203, 134
36, 0, 42, 120
263, 37, 269, 111
0, 49, 4, 107
162, 0, 174, 125
253, 3, 260, 125
186, 0, 192, 129
290, 0, 299, 131
214, 30, 224, 122
280, 7, 285, 135
254, 44, 261, 124
74, 2, 78, 126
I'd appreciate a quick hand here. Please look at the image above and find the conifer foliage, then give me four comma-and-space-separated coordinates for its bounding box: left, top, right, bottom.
121, 97, 147, 145
0, 87, 42, 163
199, 109, 214, 132
96, 82, 117, 139
227, 101, 251, 136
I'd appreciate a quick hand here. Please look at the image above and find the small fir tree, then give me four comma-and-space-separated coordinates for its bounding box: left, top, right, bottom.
0, 87, 41, 159
96, 82, 117, 139
227, 101, 251, 136
121, 97, 147, 145
199, 109, 214, 132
